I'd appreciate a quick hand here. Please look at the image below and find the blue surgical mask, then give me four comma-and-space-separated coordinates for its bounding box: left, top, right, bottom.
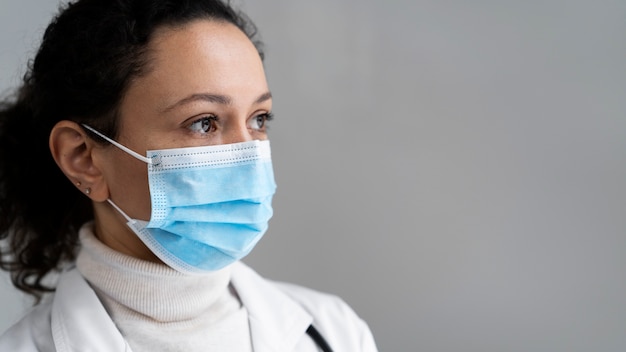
82, 125, 276, 274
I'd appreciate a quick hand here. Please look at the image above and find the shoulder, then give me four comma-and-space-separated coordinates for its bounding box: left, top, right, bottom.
0, 300, 55, 352
232, 262, 378, 350
272, 281, 379, 352
273, 281, 355, 321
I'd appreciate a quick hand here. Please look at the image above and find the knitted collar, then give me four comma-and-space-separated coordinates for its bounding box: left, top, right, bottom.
76, 222, 235, 322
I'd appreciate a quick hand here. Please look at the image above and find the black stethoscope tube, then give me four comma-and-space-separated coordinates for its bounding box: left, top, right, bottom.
306, 325, 334, 352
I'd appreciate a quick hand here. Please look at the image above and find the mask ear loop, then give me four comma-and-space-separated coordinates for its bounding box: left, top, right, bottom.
81, 124, 151, 224
107, 199, 137, 225
81, 124, 154, 165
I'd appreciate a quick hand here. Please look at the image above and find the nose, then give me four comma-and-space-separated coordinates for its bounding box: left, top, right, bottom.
221, 118, 252, 145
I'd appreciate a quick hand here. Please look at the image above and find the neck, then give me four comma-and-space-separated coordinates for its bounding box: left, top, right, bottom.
92, 200, 160, 263
76, 222, 236, 322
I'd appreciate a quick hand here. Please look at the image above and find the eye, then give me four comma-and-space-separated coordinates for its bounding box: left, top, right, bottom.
248, 112, 274, 131
188, 115, 218, 135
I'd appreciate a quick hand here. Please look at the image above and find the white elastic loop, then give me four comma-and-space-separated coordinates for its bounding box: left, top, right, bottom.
82, 124, 153, 164
106, 199, 134, 223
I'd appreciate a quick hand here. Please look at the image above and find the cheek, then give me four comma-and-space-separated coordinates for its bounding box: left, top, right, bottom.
106, 151, 152, 220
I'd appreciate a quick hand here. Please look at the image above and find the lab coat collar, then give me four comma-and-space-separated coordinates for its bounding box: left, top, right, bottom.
51, 268, 130, 352
49, 263, 312, 352
231, 262, 313, 352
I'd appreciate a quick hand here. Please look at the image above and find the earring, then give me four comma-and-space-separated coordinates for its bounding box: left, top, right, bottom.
75, 181, 82, 187
85, 188, 91, 195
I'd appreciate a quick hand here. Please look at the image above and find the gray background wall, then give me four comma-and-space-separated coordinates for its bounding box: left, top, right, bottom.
1, 0, 625, 351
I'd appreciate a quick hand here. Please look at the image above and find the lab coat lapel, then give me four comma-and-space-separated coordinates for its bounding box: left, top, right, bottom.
49, 263, 313, 352
51, 269, 130, 352
231, 262, 313, 352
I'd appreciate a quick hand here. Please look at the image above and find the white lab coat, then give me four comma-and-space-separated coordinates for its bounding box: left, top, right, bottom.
0, 262, 377, 351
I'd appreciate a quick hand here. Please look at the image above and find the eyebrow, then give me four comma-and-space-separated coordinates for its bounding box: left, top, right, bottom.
162, 91, 272, 113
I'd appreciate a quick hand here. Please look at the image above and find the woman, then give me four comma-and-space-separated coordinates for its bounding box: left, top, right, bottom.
0, 0, 377, 350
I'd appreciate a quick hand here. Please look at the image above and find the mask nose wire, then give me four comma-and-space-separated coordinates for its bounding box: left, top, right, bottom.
81, 124, 154, 165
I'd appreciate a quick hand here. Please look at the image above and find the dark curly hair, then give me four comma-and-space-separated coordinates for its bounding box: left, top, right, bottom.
0, 0, 263, 302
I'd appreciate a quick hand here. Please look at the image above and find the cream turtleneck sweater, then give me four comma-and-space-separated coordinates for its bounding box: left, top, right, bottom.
76, 223, 252, 352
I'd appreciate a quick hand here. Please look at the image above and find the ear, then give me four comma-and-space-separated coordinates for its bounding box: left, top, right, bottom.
49, 120, 109, 202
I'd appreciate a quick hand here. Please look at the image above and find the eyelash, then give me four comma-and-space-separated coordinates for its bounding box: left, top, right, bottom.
188, 115, 219, 135
253, 112, 274, 131
187, 112, 274, 135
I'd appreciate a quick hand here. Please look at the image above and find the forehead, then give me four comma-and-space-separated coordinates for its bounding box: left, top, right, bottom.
121, 19, 268, 111
149, 19, 258, 61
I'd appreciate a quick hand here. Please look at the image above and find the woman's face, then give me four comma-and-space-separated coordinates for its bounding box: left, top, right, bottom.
92, 20, 271, 259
